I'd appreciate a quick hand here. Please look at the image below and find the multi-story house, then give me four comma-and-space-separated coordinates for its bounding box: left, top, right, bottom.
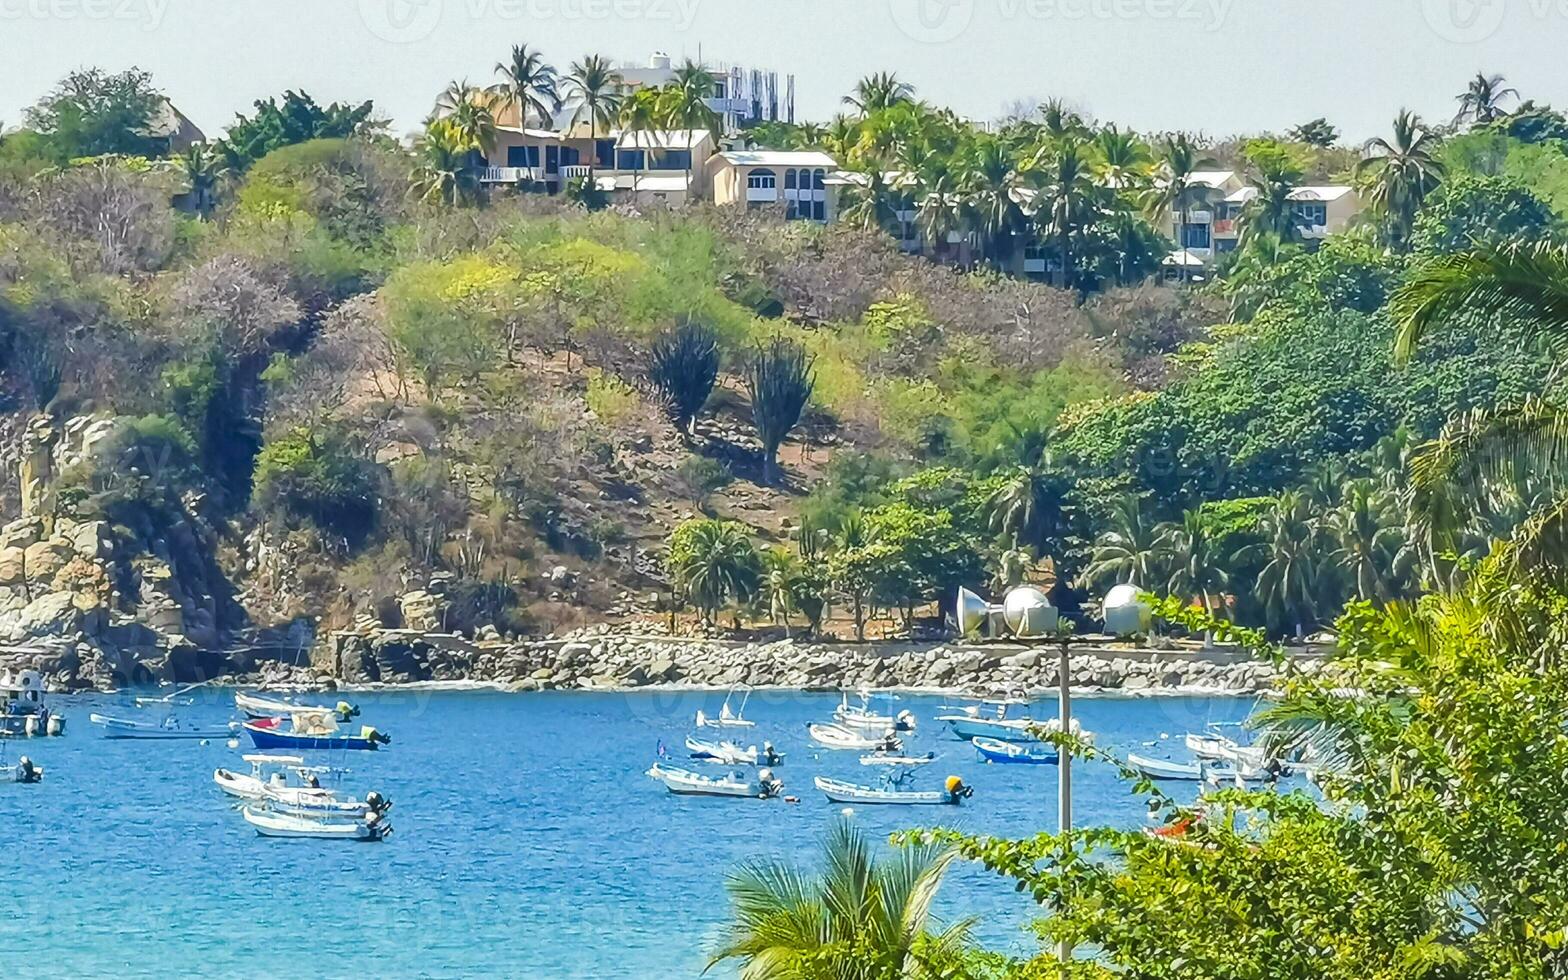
709, 150, 840, 222
1163, 171, 1364, 277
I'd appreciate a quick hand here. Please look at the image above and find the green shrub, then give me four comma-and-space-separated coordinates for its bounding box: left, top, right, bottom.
253, 427, 382, 547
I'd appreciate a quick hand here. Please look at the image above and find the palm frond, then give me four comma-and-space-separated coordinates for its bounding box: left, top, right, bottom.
1391, 242, 1568, 362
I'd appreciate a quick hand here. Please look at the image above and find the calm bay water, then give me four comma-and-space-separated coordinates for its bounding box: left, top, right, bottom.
1, 688, 1253, 978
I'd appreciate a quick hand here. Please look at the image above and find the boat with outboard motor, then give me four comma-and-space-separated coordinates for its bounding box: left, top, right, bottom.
1126, 751, 1249, 782
808, 723, 901, 752
685, 735, 783, 767
833, 690, 916, 734
859, 750, 937, 767
646, 763, 783, 799
1, 751, 43, 783
938, 698, 1092, 745
89, 712, 238, 740
0, 669, 65, 737
972, 735, 1059, 765
236, 692, 359, 722
813, 774, 973, 806
241, 797, 392, 841
243, 710, 390, 751
214, 754, 341, 803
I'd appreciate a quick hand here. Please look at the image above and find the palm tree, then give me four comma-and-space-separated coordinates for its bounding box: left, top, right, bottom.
490, 43, 561, 131
1239, 493, 1323, 642
178, 143, 228, 219
1356, 110, 1445, 251
618, 88, 662, 195
1090, 125, 1153, 191
564, 55, 624, 176
1159, 509, 1229, 646
1454, 72, 1519, 127
436, 79, 501, 158
957, 135, 1026, 268
663, 59, 720, 194
987, 449, 1072, 558
1239, 152, 1307, 250
843, 72, 914, 116
1289, 117, 1340, 149
1030, 137, 1096, 291
709, 820, 971, 979
1146, 135, 1217, 283
1324, 480, 1405, 602
1080, 495, 1167, 590
669, 520, 762, 627
410, 118, 477, 206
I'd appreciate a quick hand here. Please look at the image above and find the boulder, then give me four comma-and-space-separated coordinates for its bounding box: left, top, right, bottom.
0, 517, 45, 552
0, 548, 25, 586
22, 539, 72, 582
398, 591, 445, 631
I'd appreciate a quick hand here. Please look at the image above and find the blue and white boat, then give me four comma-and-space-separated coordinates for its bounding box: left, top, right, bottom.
90, 712, 237, 740
244, 712, 390, 752
971, 735, 1058, 765
1126, 751, 1246, 782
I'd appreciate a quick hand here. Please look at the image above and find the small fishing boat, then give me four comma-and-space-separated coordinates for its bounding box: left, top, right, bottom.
0, 669, 65, 737
646, 763, 782, 799
685, 735, 758, 765
241, 802, 391, 841
695, 687, 755, 729
859, 750, 937, 767
1126, 752, 1245, 782
938, 700, 1091, 745
236, 692, 358, 722
243, 711, 390, 752
1185, 725, 1275, 769
972, 736, 1058, 765
89, 712, 237, 740
813, 774, 973, 806
1, 754, 43, 783
214, 754, 340, 803
808, 723, 900, 752
834, 690, 916, 733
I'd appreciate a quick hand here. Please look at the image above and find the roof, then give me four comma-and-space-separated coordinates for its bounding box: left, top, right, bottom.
1188, 170, 1238, 189
617, 129, 711, 150
496, 125, 565, 140
1289, 185, 1356, 202
1162, 249, 1209, 268
717, 149, 838, 168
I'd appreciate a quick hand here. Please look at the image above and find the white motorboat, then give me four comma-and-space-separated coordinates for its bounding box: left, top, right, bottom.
972, 736, 1059, 765
685, 735, 758, 766
695, 687, 755, 729
1, 669, 65, 737
938, 700, 1092, 745
1126, 752, 1247, 782
213, 754, 340, 803
242, 804, 391, 841
236, 692, 358, 722
1185, 725, 1274, 769
808, 723, 900, 752
646, 763, 782, 799
813, 775, 972, 806
89, 712, 237, 740
859, 751, 937, 767
833, 690, 916, 734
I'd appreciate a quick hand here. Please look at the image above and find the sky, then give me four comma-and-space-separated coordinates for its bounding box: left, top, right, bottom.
1, 0, 1564, 144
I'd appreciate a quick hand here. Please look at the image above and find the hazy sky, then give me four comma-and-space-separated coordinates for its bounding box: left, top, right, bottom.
1, 0, 1563, 143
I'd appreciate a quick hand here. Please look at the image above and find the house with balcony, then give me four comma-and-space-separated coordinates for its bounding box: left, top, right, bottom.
1161, 172, 1364, 278
616, 52, 794, 133
710, 150, 840, 222
481, 123, 716, 204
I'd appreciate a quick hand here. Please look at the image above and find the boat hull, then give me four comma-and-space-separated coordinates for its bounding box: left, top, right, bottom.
972, 736, 1058, 765
90, 713, 234, 740
813, 776, 961, 806
242, 806, 388, 841
243, 724, 382, 752
1126, 752, 1242, 782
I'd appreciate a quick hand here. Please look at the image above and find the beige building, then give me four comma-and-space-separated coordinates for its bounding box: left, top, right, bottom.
1162, 170, 1364, 276
484, 125, 716, 205
709, 150, 840, 222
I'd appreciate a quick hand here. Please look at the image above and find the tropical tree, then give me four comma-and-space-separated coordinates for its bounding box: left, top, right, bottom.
1238, 145, 1308, 249
710, 820, 970, 979
1146, 135, 1217, 282
178, 142, 228, 219
1159, 509, 1229, 642
662, 59, 721, 192
1356, 110, 1445, 250
564, 55, 624, 175
666, 519, 762, 627
1238, 492, 1322, 641
957, 135, 1026, 268
435, 79, 500, 161
746, 337, 815, 485
1288, 117, 1339, 148
1079, 495, 1167, 590
647, 319, 720, 439
1089, 125, 1153, 191
1030, 137, 1097, 291
220, 90, 378, 170
618, 88, 662, 194
491, 43, 561, 131
1323, 479, 1405, 602
987, 449, 1074, 559
843, 72, 915, 116
410, 118, 477, 206
1454, 71, 1519, 127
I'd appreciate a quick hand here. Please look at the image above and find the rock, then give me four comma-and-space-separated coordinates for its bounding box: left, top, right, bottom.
0, 517, 46, 551
398, 591, 445, 631
549, 565, 574, 586
2, 591, 101, 641
68, 520, 113, 560
0, 548, 24, 586
22, 540, 71, 582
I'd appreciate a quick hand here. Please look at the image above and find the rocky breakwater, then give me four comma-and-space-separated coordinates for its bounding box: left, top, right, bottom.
320, 625, 1315, 695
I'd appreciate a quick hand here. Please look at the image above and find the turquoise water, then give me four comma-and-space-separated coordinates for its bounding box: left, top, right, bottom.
1, 688, 1252, 977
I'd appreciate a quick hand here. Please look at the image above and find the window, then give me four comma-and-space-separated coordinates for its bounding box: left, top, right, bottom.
784, 168, 797, 190
652, 149, 691, 171
506, 145, 540, 168
596, 139, 615, 168
747, 170, 777, 189
1182, 223, 1211, 249
812, 199, 825, 221
1294, 202, 1328, 227
616, 149, 646, 171
812, 169, 826, 190
1215, 238, 1239, 254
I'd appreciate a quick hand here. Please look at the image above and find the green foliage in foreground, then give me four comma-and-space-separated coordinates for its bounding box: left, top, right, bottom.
928, 588, 1568, 978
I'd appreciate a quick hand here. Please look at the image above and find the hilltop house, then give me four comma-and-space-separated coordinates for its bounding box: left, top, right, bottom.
1162, 170, 1364, 277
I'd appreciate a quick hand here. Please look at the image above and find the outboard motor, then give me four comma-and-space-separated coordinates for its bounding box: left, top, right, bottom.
365, 790, 392, 815
894, 709, 916, 733
16, 756, 41, 784
756, 768, 781, 798
944, 775, 972, 802
362, 726, 392, 746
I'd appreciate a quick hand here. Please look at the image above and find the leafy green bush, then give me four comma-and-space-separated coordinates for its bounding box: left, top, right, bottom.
253, 427, 382, 547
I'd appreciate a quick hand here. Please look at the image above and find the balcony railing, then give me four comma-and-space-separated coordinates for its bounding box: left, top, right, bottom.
479, 166, 541, 183
1212, 218, 1237, 236
561, 164, 594, 179
1187, 209, 1213, 224
746, 186, 778, 202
